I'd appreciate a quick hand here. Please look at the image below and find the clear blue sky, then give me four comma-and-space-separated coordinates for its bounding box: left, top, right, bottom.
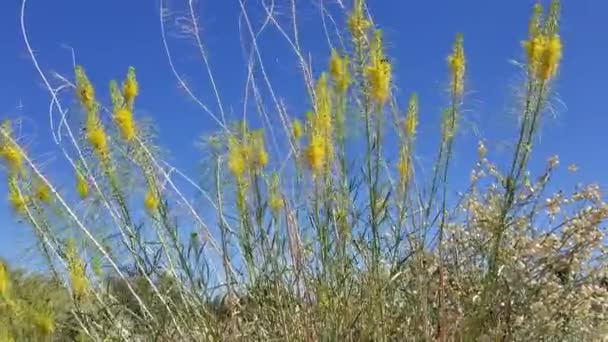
1, 0, 606, 266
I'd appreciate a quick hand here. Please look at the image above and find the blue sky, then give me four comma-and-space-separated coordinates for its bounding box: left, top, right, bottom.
1, 0, 606, 266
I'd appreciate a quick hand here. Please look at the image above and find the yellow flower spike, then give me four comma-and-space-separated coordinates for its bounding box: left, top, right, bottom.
314, 74, 332, 127
539, 34, 562, 81
528, 3, 543, 39
144, 185, 160, 214
268, 173, 283, 215
0, 261, 8, 297
0, 146, 23, 174
122, 66, 139, 107
74, 66, 96, 112
347, 0, 371, 41
397, 146, 411, 189
0, 121, 24, 175
34, 178, 51, 204
33, 311, 55, 337
292, 119, 303, 140
544, 0, 561, 37
329, 49, 350, 93
65, 239, 89, 300
522, 1, 562, 81
227, 136, 247, 180
7, 176, 28, 214
109, 80, 125, 112
113, 107, 136, 141
85, 117, 109, 158
76, 171, 89, 199
68, 261, 88, 300
366, 30, 392, 105
304, 134, 326, 176
250, 129, 268, 172
447, 33, 466, 98
404, 93, 419, 138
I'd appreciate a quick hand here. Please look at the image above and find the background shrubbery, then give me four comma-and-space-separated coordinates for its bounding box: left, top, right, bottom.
1, 0, 607, 341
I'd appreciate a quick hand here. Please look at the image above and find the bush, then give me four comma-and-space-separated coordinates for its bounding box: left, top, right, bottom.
1, 0, 607, 340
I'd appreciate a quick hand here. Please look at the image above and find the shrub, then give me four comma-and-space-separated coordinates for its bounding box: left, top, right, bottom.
1, 0, 607, 340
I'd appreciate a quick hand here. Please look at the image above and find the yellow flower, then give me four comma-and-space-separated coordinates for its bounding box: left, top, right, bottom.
66, 239, 89, 300
0, 261, 8, 297
404, 93, 418, 138
86, 120, 108, 158
109, 80, 125, 112
268, 194, 283, 214
250, 130, 268, 172
227, 136, 247, 179
347, 0, 371, 41
0, 121, 24, 174
329, 49, 350, 93
144, 188, 159, 214
113, 107, 136, 141
397, 146, 411, 189
522, 2, 562, 81
292, 119, 303, 140
366, 30, 391, 105
447, 33, 465, 98
69, 261, 88, 300
539, 34, 562, 81
314, 74, 332, 128
0, 146, 23, 174
75, 66, 96, 112
33, 311, 55, 337
8, 177, 27, 214
122, 67, 139, 106
268, 173, 283, 215
304, 135, 326, 176
34, 180, 51, 204
76, 171, 89, 199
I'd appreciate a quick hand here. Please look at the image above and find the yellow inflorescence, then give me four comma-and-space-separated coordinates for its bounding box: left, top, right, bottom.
347, 0, 371, 41
304, 134, 326, 176
329, 49, 351, 93
33, 311, 55, 337
303, 74, 336, 177
66, 239, 89, 300
122, 67, 139, 107
292, 119, 303, 140
404, 93, 418, 138
86, 121, 108, 158
268, 173, 283, 215
0, 146, 23, 174
250, 130, 268, 172
227, 135, 247, 180
76, 171, 89, 199
227, 125, 269, 180
447, 33, 466, 98
34, 179, 51, 204
144, 187, 159, 214
113, 108, 136, 141
0, 121, 23, 175
8, 177, 27, 214
397, 146, 411, 190
75, 66, 96, 113
314, 74, 332, 128
366, 30, 391, 105
522, 2, 562, 81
